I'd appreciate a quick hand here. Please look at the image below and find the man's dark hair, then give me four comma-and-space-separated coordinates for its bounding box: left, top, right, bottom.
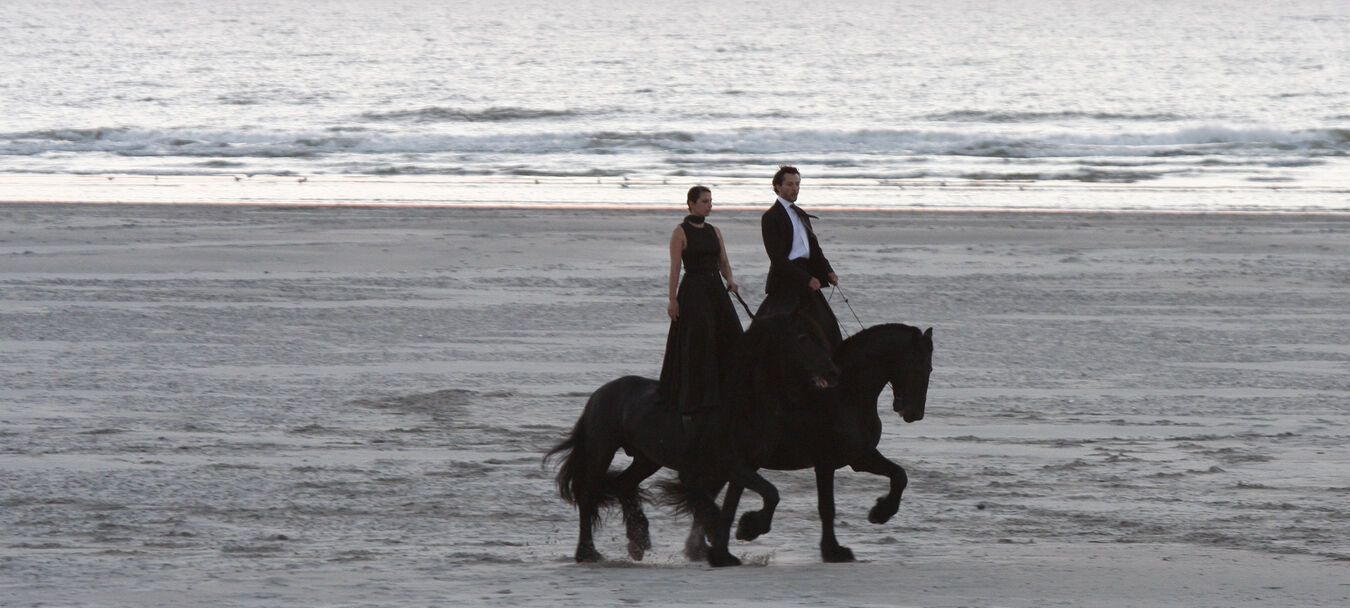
686, 185, 711, 208
772, 165, 800, 190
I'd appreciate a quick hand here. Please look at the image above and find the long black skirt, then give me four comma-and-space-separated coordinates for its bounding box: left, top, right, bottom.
657, 272, 743, 415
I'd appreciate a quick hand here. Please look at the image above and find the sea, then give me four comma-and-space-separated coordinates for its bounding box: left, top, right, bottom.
2, 0, 1348, 211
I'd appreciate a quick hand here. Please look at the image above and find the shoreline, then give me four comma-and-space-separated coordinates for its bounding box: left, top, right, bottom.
6, 199, 1350, 219
3, 172, 1348, 214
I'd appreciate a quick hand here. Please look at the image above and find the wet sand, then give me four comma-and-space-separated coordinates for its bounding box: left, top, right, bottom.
2, 203, 1348, 607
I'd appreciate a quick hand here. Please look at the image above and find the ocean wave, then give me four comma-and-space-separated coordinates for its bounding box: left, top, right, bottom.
1324, 128, 1350, 143
927, 110, 1190, 123
586, 131, 697, 148
6, 127, 132, 142
688, 126, 1350, 159
359, 106, 582, 123
1, 124, 1346, 168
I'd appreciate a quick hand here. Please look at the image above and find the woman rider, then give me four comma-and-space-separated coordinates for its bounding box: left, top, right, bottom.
657, 186, 744, 433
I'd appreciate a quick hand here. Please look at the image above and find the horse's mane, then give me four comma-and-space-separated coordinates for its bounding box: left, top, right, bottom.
834, 323, 924, 367
727, 312, 816, 418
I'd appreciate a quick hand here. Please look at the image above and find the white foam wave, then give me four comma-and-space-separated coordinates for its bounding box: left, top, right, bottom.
3, 125, 1345, 160
926, 110, 1189, 123
359, 106, 584, 123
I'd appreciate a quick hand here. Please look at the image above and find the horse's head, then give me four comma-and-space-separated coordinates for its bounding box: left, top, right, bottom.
890, 326, 933, 423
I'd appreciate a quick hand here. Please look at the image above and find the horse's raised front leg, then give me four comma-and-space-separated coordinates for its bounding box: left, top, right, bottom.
814, 465, 855, 562
850, 448, 909, 524
719, 482, 745, 543
611, 457, 661, 561
731, 468, 779, 542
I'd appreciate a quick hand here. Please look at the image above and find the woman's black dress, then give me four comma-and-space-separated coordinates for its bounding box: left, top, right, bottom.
658, 218, 744, 415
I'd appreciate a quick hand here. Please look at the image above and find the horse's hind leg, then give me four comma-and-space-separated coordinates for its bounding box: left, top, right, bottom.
575, 437, 624, 563
850, 449, 909, 524
575, 496, 604, 563
575, 455, 612, 563
611, 457, 660, 561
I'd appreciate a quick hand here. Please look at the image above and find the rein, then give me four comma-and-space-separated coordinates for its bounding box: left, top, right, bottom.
828, 284, 866, 337
730, 288, 757, 320
729, 283, 865, 339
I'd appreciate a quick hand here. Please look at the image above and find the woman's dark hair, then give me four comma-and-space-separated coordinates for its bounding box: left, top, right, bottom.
686, 185, 711, 208
772, 165, 800, 189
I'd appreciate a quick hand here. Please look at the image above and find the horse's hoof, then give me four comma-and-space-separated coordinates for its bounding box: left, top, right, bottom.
626, 538, 648, 561
736, 511, 771, 541
684, 539, 710, 562
709, 552, 742, 568
822, 544, 856, 563
869, 497, 900, 524
626, 518, 651, 560
575, 547, 603, 563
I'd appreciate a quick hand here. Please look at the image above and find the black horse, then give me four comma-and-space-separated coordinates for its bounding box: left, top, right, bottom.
660, 323, 934, 563
544, 312, 838, 567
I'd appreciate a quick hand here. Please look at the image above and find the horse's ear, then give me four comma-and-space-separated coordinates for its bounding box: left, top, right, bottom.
923, 327, 933, 339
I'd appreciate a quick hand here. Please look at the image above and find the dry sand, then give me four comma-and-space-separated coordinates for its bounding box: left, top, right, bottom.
2, 202, 1348, 607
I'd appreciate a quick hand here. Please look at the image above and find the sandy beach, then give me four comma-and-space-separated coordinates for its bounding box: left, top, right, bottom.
2, 202, 1348, 607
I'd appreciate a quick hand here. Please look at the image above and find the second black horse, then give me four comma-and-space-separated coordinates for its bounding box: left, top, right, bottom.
660, 323, 934, 563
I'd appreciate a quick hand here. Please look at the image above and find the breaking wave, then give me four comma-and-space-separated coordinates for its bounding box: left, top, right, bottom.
926, 110, 1192, 123
4, 125, 1345, 160
1, 124, 1346, 183
359, 106, 584, 123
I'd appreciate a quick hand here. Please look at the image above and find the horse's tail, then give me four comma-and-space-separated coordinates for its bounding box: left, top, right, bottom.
545, 386, 628, 511
543, 419, 587, 506
655, 477, 702, 518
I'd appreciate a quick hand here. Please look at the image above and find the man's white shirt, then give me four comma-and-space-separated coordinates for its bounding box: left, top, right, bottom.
778, 197, 810, 260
